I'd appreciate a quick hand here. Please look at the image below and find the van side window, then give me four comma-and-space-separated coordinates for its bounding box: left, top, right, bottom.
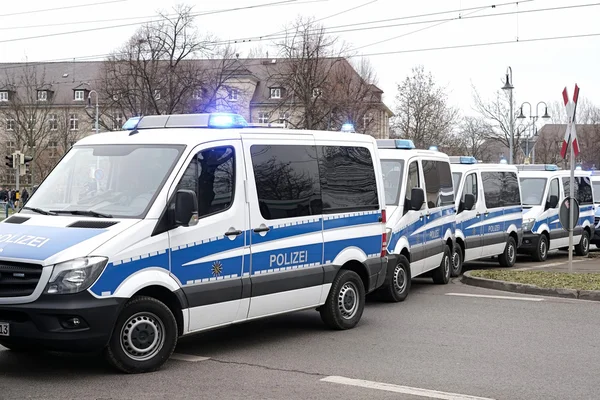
250, 145, 321, 219
461, 173, 478, 204
176, 146, 235, 218
481, 171, 502, 209
317, 146, 379, 214
437, 161, 455, 206
404, 161, 421, 214
563, 177, 594, 205
547, 178, 559, 207
422, 160, 454, 208
500, 172, 520, 206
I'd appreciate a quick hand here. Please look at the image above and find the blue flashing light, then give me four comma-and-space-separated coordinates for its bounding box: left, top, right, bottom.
500, 158, 508, 164
122, 116, 141, 130
461, 156, 477, 164
545, 164, 559, 171
576, 165, 583, 171
394, 139, 415, 149
429, 145, 439, 151
341, 123, 355, 132
208, 113, 248, 128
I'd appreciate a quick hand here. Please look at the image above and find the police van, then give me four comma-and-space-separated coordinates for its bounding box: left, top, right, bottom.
0, 113, 389, 373
587, 170, 600, 249
517, 164, 595, 261
374, 140, 455, 303
450, 157, 523, 273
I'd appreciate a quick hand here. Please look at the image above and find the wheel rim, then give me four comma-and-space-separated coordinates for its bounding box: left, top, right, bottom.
393, 265, 407, 294
120, 312, 165, 362
508, 244, 515, 264
452, 250, 461, 273
338, 282, 359, 320
444, 253, 450, 277
583, 236, 589, 252
540, 240, 547, 258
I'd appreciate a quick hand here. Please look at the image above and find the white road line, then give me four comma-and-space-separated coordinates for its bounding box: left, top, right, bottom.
445, 293, 543, 302
321, 376, 495, 400
517, 259, 585, 270
170, 353, 210, 362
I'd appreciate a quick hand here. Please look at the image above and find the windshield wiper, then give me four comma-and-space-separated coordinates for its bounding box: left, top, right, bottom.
50, 210, 113, 218
22, 207, 57, 216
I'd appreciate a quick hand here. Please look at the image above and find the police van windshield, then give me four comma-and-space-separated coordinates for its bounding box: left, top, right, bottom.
25, 144, 184, 218
519, 177, 547, 206
381, 159, 404, 206
593, 181, 600, 204
452, 172, 462, 195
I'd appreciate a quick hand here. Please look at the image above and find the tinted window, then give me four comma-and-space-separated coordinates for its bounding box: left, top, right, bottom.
500, 172, 520, 207
437, 161, 455, 206
481, 172, 502, 209
520, 178, 547, 206
177, 146, 235, 218
547, 178, 559, 208
381, 159, 404, 206
563, 176, 593, 205
461, 172, 478, 204
452, 172, 462, 195
593, 181, 600, 204
317, 146, 379, 213
251, 145, 321, 219
404, 161, 421, 214
422, 160, 454, 208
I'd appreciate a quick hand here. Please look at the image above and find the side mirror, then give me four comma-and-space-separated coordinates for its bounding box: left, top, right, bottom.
174, 189, 198, 227
410, 188, 425, 211
464, 193, 476, 211
546, 195, 559, 210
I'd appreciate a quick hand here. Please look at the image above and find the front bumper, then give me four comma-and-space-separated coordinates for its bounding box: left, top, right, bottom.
0, 291, 124, 353
518, 232, 540, 253
365, 256, 388, 293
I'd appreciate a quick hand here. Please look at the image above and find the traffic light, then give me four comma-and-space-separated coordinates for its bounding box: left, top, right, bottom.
20, 155, 33, 176
5, 155, 14, 169
23, 156, 33, 164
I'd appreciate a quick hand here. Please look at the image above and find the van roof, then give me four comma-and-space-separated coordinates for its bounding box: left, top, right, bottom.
518, 170, 591, 178
450, 163, 518, 173
377, 148, 450, 162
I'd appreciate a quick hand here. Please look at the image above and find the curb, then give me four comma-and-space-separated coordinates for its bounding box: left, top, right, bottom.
461, 271, 600, 301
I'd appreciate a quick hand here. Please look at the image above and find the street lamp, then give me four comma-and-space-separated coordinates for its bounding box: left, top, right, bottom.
87, 90, 99, 134
501, 67, 514, 164
517, 101, 550, 163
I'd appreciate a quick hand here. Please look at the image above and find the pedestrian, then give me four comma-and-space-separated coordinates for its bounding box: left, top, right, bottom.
21, 188, 29, 205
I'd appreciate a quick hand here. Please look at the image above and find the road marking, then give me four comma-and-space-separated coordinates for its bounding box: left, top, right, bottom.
321, 376, 495, 400
517, 259, 585, 271
445, 293, 544, 302
170, 353, 210, 362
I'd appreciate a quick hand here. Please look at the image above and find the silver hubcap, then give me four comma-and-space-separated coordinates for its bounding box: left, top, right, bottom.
540, 240, 547, 258
452, 251, 460, 271
120, 312, 165, 362
444, 254, 450, 276
583, 236, 589, 252
508, 244, 515, 263
338, 282, 359, 320
393, 265, 407, 294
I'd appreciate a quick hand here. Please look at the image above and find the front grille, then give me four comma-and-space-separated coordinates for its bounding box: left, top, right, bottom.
595, 217, 600, 227
0, 261, 43, 298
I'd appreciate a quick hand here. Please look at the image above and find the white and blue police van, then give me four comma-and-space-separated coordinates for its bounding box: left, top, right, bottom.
0, 113, 389, 373
450, 157, 523, 272
374, 139, 455, 303
517, 164, 595, 261
587, 170, 600, 249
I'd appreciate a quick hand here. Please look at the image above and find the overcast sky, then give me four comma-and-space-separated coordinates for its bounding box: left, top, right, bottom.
1, 0, 599, 121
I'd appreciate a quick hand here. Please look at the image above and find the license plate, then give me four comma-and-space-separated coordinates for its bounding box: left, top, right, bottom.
0, 322, 8, 336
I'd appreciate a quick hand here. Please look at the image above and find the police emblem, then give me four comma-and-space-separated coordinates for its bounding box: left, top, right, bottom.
211, 261, 223, 277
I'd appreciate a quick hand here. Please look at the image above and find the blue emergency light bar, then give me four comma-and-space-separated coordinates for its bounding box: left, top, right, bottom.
376, 139, 416, 150
516, 164, 560, 171
122, 112, 249, 131
429, 145, 439, 151
449, 156, 477, 164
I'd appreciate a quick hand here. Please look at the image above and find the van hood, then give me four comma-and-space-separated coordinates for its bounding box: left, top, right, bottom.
0, 214, 141, 265
522, 206, 542, 220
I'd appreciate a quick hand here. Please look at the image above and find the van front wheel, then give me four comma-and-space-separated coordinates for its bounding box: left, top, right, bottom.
575, 230, 590, 256
320, 270, 365, 330
499, 237, 517, 268
105, 296, 178, 374
432, 245, 451, 284
375, 255, 411, 302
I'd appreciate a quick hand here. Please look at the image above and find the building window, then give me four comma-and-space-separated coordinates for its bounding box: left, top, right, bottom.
49, 114, 58, 131
270, 88, 281, 99
37, 90, 47, 101
69, 114, 79, 131
228, 88, 239, 101
278, 111, 290, 123
74, 90, 85, 101
258, 112, 269, 124
312, 88, 322, 98
113, 112, 124, 130
48, 141, 58, 158
363, 113, 373, 129
0, 91, 8, 102
27, 117, 34, 130
154, 90, 161, 100
6, 118, 15, 131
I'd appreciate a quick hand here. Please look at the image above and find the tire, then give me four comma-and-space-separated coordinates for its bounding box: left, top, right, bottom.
532, 234, 548, 262
374, 255, 411, 302
451, 243, 463, 277
432, 245, 451, 285
498, 236, 517, 268
575, 230, 590, 256
320, 269, 365, 330
104, 296, 178, 374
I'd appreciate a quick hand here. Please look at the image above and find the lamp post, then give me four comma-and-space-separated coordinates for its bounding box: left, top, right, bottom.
502, 67, 514, 164
517, 101, 550, 163
87, 90, 99, 134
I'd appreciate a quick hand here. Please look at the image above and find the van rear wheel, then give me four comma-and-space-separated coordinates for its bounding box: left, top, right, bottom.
432, 245, 451, 284
575, 230, 590, 256
451, 243, 463, 277
499, 237, 517, 268
375, 255, 411, 302
320, 270, 365, 330
104, 296, 178, 374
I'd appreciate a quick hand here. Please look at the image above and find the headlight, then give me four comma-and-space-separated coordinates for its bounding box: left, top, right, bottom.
522, 218, 536, 232
45, 257, 108, 295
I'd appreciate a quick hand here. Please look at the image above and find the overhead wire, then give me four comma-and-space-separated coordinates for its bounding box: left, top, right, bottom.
0, 0, 128, 18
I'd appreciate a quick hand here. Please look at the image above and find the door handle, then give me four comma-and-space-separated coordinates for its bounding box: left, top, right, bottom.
225, 229, 243, 237
475, 213, 481, 217
253, 226, 270, 233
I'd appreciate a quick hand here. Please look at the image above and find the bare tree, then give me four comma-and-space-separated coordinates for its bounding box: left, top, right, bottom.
391, 65, 458, 149
453, 116, 494, 160
0, 63, 55, 186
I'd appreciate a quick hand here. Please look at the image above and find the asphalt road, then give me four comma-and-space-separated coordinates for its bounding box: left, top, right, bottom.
1, 252, 599, 400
